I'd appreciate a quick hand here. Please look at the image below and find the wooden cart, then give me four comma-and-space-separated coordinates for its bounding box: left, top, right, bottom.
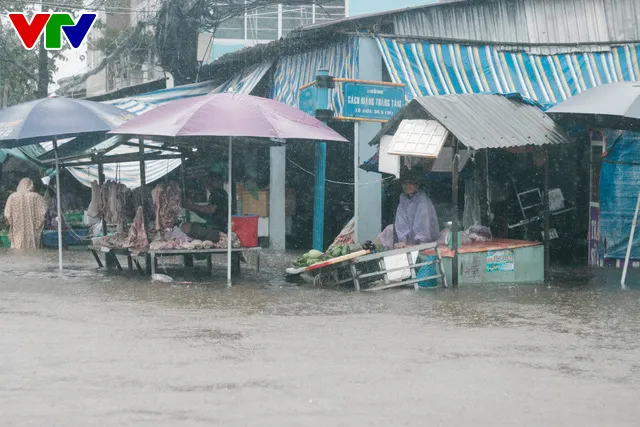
288, 242, 447, 291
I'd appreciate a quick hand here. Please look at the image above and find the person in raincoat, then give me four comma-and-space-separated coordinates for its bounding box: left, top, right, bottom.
3, 178, 47, 249
376, 171, 440, 250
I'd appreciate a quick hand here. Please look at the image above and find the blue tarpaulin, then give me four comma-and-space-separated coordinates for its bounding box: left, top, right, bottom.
599, 130, 640, 259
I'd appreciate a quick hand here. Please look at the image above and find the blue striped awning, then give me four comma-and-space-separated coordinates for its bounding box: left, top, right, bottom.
105, 80, 220, 109
270, 37, 360, 114
377, 37, 640, 106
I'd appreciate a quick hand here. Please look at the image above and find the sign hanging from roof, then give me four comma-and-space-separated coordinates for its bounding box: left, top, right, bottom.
387, 120, 449, 158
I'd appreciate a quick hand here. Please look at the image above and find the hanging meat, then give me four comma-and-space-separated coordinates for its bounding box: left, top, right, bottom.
123, 206, 149, 250
114, 183, 130, 233
100, 181, 113, 222
86, 181, 101, 218
152, 181, 182, 232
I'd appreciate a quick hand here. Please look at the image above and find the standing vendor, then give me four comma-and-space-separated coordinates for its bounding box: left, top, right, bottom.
376, 171, 440, 249
4, 178, 47, 249
181, 172, 228, 242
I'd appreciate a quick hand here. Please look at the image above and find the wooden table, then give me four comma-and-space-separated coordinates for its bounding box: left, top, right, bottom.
141, 247, 262, 278
88, 246, 141, 273
89, 246, 261, 278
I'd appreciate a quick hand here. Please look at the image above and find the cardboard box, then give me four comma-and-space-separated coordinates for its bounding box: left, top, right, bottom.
236, 187, 296, 217
241, 190, 269, 217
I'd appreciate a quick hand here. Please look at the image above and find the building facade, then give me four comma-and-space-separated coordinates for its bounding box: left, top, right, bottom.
86, 0, 163, 97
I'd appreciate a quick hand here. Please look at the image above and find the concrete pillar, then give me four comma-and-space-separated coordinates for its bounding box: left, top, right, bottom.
269, 145, 286, 251
356, 37, 383, 241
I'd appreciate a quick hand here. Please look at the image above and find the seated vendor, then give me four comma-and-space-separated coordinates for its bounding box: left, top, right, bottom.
376, 171, 440, 250
181, 172, 228, 242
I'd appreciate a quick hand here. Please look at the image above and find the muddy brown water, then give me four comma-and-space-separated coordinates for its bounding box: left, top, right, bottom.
1, 249, 639, 426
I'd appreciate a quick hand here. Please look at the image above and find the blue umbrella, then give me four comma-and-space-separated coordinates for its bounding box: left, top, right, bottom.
0, 97, 134, 271
0, 97, 133, 147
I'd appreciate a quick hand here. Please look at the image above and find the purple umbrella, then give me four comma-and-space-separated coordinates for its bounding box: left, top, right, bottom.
109, 93, 347, 284
109, 92, 347, 141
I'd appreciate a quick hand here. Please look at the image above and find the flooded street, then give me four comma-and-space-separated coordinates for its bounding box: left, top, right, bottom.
1, 250, 639, 426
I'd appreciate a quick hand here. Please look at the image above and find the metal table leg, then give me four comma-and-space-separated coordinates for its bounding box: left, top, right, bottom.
150, 253, 156, 276
349, 262, 360, 291
90, 249, 104, 268
134, 258, 144, 275
407, 252, 418, 290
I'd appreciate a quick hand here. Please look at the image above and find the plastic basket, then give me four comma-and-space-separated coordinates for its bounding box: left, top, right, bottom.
416, 255, 438, 288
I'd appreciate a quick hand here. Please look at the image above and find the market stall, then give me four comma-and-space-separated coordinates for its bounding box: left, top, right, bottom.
363, 93, 572, 286
108, 92, 348, 284
40, 141, 261, 278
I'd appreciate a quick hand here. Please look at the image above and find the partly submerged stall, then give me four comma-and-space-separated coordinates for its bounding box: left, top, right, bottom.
366, 93, 572, 286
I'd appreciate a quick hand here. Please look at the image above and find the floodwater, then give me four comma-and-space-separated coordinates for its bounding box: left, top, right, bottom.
1, 249, 639, 426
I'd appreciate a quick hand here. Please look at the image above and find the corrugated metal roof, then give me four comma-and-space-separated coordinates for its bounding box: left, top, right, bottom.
299, 0, 640, 54
203, 0, 640, 80
393, 0, 640, 53
368, 93, 570, 150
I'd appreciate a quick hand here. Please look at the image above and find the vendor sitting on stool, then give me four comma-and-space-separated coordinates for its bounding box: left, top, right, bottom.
376, 170, 440, 250
181, 172, 228, 242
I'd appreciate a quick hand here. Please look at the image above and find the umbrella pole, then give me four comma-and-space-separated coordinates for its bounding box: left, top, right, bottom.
621, 191, 640, 288
544, 148, 550, 282
227, 136, 233, 286
354, 122, 359, 243
53, 137, 63, 272
451, 137, 459, 288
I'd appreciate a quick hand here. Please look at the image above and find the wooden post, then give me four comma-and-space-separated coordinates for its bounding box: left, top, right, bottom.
180, 155, 186, 195
452, 137, 460, 288
138, 137, 146, 214
543, 148, 550, 282
98, 159, 107, 236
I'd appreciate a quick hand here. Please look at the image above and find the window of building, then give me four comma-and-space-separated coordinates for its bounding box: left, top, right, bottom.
215, 15, 245, 40
246, 5, 279, 41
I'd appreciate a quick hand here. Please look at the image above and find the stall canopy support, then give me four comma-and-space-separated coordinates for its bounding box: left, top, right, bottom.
98, 159, 106, 236
227, 136, 233, 286
53, 137, 63, 272
621, 191, 640, 288
543, 148, 550, 282
451, 137, 459, 288
313, 69, 331, 251
138, 137, 147, 216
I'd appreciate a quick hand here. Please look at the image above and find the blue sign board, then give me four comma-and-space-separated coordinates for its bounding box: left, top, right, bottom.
342, 83, 405, 121
298, 85, 317, 117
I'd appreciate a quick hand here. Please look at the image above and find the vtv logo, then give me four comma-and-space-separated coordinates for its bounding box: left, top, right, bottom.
8, 13, 97, 50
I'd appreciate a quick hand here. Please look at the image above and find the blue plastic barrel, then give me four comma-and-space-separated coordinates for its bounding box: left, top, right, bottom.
416, 255, 438, 288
